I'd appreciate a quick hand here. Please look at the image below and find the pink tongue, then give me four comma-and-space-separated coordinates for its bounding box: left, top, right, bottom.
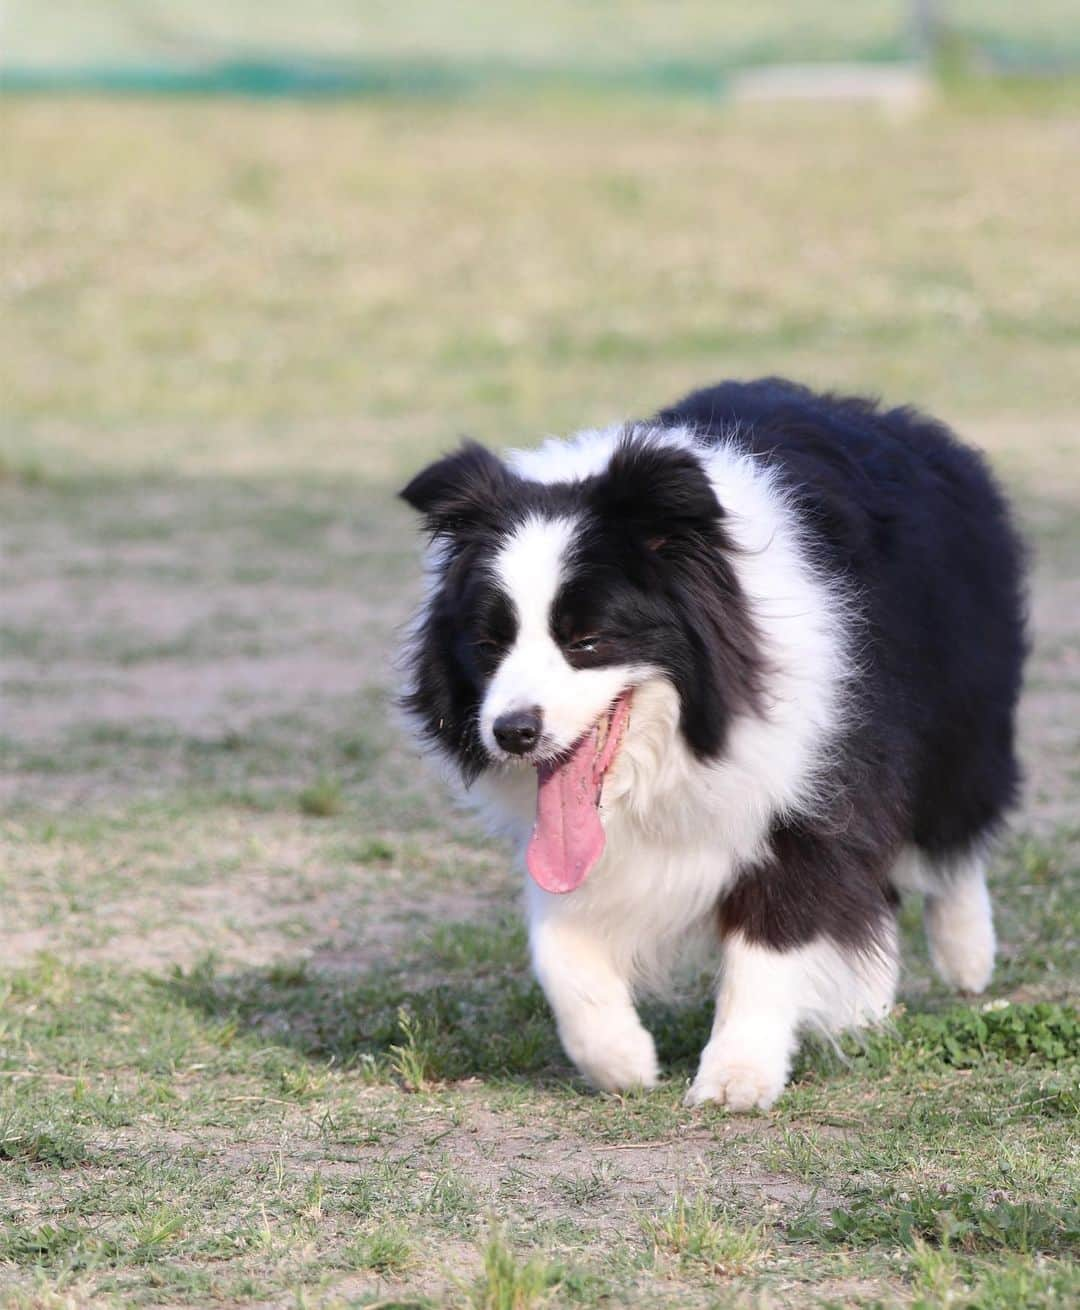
526, 693, 630, 895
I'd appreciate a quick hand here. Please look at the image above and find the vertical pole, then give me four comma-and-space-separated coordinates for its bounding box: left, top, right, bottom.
912, 0, 942, 62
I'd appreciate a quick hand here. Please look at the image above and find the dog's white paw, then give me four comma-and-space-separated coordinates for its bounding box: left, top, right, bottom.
928, 933, 995, 996
924, 877, 995, 996
563, 1017, 659, 1093
685, 1050, 786, 1112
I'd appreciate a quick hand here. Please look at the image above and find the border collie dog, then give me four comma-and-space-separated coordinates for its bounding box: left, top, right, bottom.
399, 379, 1026, 1110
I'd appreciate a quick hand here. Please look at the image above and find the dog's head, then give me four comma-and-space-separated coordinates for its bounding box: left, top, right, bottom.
399, 431, 761, 890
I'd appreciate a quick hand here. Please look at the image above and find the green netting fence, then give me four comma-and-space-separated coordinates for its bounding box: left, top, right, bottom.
3, 1, 1078, 97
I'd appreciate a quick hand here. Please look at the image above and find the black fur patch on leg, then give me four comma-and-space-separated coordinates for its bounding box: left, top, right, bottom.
719, 815, 900, 953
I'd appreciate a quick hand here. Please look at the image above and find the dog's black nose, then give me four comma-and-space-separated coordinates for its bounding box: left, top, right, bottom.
493, 708, 542, 756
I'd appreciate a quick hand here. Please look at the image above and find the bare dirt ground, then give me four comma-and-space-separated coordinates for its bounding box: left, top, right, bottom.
2, 430, 1077, 964
1, 423, 1076, 1308
2, 95, 1078, 1308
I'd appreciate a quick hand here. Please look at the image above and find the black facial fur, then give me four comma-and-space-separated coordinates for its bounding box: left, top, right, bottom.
399, 431, 766, 776
399, 440, 519, 544
555, 440, 765, 758
399, 545, 507, 781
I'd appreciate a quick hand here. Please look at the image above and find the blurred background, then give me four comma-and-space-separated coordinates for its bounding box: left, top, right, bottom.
3, 0, 1080, 869
2, 7, 1078, 1305
2, 0, 1078, 903
6, 1, 1080, 90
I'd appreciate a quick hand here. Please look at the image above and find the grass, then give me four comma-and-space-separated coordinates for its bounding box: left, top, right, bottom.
298, 775, 346, 818
0, 86, 1078, 1307
0, 1, 1004, 72
641, 1195, 767, 1276
794, 1188, 1078, 1255
4, 98, 1080, 482
345, 1225, 416, 1277
465, 1230, 563, 1310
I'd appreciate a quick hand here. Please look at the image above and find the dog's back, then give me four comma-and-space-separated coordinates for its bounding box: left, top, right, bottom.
400, 378, 1028, 1109
661, 379, 1027, 857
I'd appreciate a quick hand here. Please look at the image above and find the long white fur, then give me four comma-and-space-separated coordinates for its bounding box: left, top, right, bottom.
893, 845, 996, 994
403, 424, 923, 1106
686, 928, 899, 1110
449, 423, 888, 1108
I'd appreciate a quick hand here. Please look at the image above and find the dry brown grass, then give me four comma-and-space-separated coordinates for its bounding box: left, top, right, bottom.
4, 98, 1080, 482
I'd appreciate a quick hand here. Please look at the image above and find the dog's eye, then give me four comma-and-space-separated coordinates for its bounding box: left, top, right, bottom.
567, 636, 601, 654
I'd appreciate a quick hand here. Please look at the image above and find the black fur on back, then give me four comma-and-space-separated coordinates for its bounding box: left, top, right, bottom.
658, 379, 1027, 953
399, 430, 765, 780
400, 379, 1027, 958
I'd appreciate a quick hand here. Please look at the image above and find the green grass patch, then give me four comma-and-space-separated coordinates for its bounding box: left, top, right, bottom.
464, 1229, 564, 1310
298, 774, 345, 817
641, 1194, 767, 1276
167, 950, 561, 1082
0, 1115, 92, 1169
795, 1187, 1079, 1257
864, 1001, 1080, 1071
345, 1223, 416, 1275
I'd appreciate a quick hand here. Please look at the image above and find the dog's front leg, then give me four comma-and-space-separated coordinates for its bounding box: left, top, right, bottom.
529, 907, 658, 1092
687, 929, 898, 1112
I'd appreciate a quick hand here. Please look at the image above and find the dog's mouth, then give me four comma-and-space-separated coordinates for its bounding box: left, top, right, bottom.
525, 690, 632, 895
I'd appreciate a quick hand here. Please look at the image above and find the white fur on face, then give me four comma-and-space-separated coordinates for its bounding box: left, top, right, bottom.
478, 515, 643, 761
507, 422, 855, 824
480, 427, 855, 983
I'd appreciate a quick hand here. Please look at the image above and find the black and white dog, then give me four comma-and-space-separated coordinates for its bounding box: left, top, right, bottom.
399, 379, 1026, 1110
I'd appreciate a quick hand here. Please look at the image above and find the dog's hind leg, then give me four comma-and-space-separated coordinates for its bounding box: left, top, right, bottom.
892, 845, 996, 995
922, 851, 996, 995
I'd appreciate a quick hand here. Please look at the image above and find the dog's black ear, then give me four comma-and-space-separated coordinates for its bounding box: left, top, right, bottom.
399, 441, 513, 538
586, 435, 721, 551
